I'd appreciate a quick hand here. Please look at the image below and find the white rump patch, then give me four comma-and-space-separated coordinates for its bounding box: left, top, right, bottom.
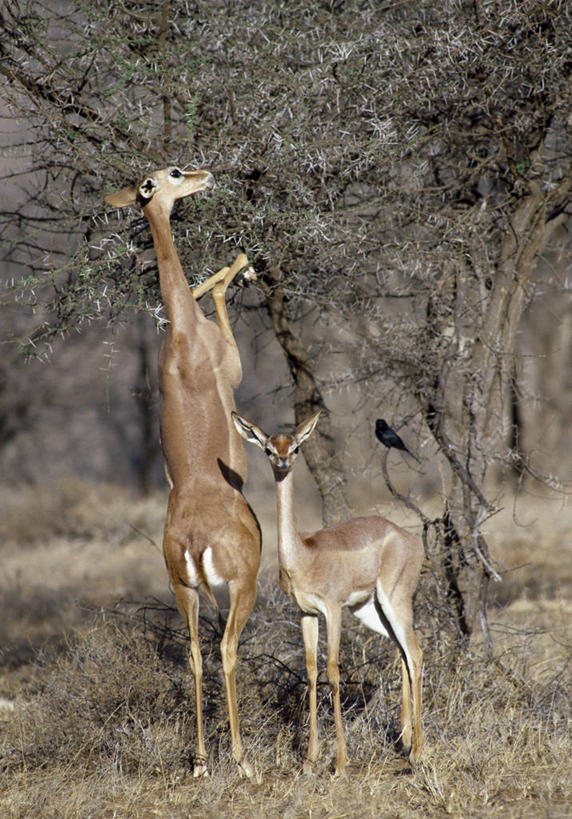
184, 552, 199, 587
184, 548, 226, 589
202, 547, 226, 587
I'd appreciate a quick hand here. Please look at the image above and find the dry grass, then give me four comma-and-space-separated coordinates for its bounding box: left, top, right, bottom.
1, 480, 571, 818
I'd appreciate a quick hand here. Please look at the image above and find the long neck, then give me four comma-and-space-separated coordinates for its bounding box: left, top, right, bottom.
144, 201, 199, 329
274, 469, 302, 569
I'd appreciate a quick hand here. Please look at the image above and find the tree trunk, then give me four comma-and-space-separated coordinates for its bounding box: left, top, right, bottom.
261, 268, 351, 525
420, 131, 572, 648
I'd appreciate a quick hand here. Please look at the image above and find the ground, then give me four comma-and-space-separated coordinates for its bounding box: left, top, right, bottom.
0, 479, 570, 818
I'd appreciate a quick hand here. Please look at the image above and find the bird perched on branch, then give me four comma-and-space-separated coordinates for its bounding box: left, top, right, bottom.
375, 419, 421, 464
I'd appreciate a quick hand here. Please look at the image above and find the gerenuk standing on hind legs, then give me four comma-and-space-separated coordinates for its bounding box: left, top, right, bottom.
105, 167, 261, 778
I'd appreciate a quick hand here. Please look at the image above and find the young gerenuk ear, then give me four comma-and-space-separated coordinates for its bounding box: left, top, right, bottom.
294, 410, 321, 446
104, 186, 138, 208
231, 412, 269, 450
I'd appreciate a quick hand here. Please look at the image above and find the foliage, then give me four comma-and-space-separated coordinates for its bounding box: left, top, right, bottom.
2, 0, 570, 337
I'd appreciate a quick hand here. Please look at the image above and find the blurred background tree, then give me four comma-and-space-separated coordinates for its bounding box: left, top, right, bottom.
1, 0, 571, 647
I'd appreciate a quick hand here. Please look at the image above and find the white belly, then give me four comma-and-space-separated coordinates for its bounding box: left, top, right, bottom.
352, 597, 391, 638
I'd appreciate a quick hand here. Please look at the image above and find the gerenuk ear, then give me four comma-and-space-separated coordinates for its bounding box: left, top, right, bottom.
231, 412, 269, 450
104, 186, 138, 208
295, 410, 321, 446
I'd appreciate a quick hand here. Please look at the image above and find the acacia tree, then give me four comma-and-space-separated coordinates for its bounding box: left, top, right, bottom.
2, 0, 571, 647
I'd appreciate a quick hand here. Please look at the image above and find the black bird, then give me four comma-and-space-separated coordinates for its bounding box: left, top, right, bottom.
375, 419, 421, 463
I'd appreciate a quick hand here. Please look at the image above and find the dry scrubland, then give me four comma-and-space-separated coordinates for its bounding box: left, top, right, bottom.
1, 479, 571, 818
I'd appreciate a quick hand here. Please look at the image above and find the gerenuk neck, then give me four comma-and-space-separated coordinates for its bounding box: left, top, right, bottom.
274, 468, 304, 570
143, 200, 200, 329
